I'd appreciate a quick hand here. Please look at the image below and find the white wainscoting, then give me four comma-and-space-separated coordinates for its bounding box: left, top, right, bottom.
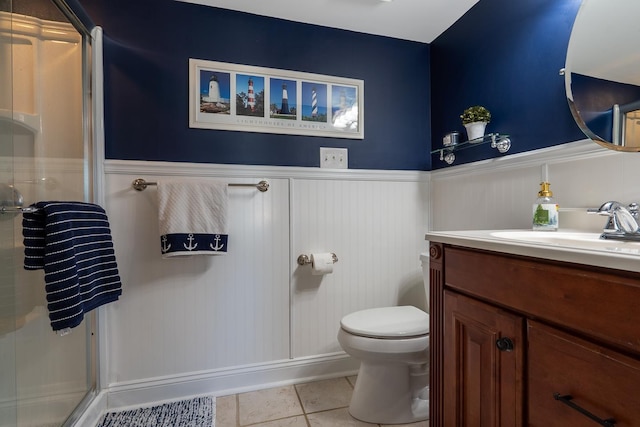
101, 160, 429, 408
430, 139, 637, 231
292, 178, 429, 357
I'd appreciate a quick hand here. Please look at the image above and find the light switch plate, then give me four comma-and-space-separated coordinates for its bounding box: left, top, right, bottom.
320, 147, 348, 169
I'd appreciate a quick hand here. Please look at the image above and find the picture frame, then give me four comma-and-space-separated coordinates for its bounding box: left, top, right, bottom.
189, 58, 364, 139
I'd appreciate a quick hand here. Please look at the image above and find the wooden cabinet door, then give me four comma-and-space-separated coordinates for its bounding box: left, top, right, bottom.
444, 291, 524, 427
528, 321, 640, 426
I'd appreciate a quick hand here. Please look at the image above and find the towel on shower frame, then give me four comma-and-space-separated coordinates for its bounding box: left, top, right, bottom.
157, 180, 229, 257
22, 201, 122, 333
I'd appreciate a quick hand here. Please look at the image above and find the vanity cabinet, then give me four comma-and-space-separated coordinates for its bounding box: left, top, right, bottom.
429, 242, 640, 427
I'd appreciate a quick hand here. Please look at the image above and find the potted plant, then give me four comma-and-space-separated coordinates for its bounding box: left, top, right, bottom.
460, 105, 491, 142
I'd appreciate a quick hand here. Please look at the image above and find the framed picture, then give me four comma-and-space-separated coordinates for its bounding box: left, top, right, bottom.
189, 59, 364, 139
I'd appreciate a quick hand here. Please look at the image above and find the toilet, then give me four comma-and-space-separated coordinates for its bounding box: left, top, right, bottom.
337, 253, 430, 424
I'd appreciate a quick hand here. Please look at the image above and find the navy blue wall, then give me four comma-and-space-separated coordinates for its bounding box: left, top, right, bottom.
72, 0, 590, 171
76, 0, 431, 170
430, 0, 585, 169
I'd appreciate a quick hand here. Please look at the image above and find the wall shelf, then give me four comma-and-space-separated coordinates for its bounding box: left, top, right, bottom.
431, 133, 511, 165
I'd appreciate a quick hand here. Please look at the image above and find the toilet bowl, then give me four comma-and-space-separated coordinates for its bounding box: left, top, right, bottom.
337, 253, 431, 424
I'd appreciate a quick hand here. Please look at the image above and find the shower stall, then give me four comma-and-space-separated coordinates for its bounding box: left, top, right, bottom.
0, 0, 98, 425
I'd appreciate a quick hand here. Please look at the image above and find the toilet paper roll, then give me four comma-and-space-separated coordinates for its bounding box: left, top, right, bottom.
310, 253, 334, 275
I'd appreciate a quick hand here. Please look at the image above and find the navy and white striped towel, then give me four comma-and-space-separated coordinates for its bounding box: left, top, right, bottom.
157, 180, 229, 257
22, 202, 122, 333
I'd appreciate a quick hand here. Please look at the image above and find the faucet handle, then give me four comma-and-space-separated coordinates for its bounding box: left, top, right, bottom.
628, 202, 639, 218
613, 205, 640, 234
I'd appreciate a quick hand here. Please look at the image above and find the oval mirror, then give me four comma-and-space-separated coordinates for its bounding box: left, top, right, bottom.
565, 0, 640, 151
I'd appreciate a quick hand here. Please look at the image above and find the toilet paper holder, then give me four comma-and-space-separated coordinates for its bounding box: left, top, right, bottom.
297, 253, 339, 266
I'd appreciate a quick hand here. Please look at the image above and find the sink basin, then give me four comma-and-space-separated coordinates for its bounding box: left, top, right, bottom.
490, 231, 603, 245
489, 230, 640, 254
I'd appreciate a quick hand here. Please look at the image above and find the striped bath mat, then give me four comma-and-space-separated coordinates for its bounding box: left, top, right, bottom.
97, 396, 215, 427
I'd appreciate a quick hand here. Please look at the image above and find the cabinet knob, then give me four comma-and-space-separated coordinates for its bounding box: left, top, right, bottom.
496, 337, 514, 352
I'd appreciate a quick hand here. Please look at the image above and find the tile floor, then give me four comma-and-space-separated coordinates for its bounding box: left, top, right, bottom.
215, 376, 429, 427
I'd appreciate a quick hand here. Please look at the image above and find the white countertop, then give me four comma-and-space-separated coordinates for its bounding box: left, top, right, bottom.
425, 229, 640, 273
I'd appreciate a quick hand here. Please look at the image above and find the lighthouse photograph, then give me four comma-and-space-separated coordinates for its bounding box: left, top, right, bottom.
331, 84, 359, 131
199, 70, 231, 114
236, 74, 265, 117
302, 82, 327, 123
269, 78, 297, 120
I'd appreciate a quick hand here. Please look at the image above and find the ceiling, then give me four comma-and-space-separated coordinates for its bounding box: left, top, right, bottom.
177, 0, 480, 44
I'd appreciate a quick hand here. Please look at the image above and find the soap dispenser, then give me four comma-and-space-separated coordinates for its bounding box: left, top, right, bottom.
533, 181, 558, 231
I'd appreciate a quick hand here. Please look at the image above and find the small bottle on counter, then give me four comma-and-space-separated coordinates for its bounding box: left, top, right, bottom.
533, 181, 558, 231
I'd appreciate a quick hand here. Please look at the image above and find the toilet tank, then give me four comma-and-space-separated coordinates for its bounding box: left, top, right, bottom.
420, 252, 430, 313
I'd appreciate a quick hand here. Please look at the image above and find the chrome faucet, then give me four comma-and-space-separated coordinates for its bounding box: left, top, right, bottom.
590, 201, 640, 240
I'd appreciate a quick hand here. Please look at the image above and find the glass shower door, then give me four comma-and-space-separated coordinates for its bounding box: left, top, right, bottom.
1, 3, 20, 425
0, 1, 95, 425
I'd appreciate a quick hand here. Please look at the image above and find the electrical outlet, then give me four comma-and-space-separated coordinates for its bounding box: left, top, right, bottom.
320, 147, 348, 169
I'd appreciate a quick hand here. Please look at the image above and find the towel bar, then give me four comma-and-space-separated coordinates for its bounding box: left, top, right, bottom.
131, 178, 269, 192
0, 205, 40, 214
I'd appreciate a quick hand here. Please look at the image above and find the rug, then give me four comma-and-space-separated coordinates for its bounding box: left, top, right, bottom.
96, 396, 215, 427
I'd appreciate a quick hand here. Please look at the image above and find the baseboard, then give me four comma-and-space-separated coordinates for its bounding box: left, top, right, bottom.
105, 352, 359, 411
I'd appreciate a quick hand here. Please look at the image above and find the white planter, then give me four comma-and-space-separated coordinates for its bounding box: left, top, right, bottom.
464, 121, 487, 142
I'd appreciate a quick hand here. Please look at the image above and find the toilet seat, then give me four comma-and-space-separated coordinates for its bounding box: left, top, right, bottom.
340, 306, 429, 338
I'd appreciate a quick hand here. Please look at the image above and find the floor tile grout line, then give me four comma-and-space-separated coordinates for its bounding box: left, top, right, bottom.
293, 380, 312, 427
235, 393, 240, 427
242, 415, 308, 427
344, 375, 354, 390
303, 405, 351, 416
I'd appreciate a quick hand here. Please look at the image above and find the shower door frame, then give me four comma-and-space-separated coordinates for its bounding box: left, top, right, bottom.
54, 0, 105, 425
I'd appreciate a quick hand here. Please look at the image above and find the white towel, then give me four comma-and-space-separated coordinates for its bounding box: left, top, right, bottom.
157, 180, 228, 257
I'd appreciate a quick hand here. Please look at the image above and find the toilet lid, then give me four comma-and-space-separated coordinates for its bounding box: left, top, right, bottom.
340, 306, 429, 338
